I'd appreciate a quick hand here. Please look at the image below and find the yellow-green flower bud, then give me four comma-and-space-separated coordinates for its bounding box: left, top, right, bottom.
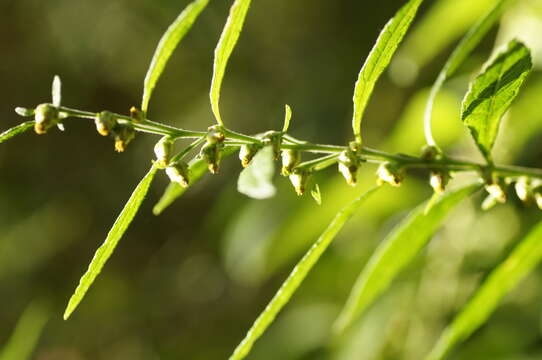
34, 103, 59, 134
289, 170, 310, 196
166, 161, 190, 187
484, 177, 506, 204
514, 177, 531, 203
130, 106, 144, 123
262, 131, 282, 160
481, 193, 499, 211
421, 145, 440, 161
338, 150, 359, 186
206, 125, 225, 144
112, 123, 135, 152
201, 142, 223, 174
534, 188, 542, 210
429, 171, 450, 194
154, 136, 173, 167
94, 111, 116, 136
376, 162, 403, 187
281, 149, 301, 176
239, 143, 260, 168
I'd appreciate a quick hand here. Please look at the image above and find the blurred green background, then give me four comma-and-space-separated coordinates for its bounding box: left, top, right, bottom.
2, 0, 542, 359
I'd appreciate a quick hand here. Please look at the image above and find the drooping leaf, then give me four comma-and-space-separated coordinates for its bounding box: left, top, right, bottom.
210, 0, 252, 126
461, 40, 532, 161
426, 219, 542, 360
282, 104, 292, 132
238, 146, 276, 199
423, 0, 513, 146
334, 184, 480, 333
63, 165, 158, 320
351, 0, 423, 143
228, 186, 380, 360
141, 0, 209, 114
52, 75, 61, 107
153, 146, 238, 215
0, 300, 49, 360
0, 122, 34, 145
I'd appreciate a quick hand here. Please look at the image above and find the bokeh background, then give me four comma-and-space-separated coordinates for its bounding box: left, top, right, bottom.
2, 0, 542, 359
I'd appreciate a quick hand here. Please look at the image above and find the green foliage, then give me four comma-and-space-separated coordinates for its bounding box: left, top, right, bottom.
0, 121, 34, 144
334, 184, 480, 333
352, 0, 423, 143
424, 0, 513, 146
426, 220, 542, 360
64, 165, 158, 319
141, 0, 209, 114
229, 187, 380, 360
461, 40, 532, 161
210, 0, 252, 126
238, 146, 276, 199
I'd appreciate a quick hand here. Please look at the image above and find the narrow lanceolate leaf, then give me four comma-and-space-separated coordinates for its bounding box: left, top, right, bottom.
64, 165, 158, 320
52, 75, 61, 107
426, 220, 542, 360
141, 0, 209, 114
0, 122, 34, 145
352, 0, 423, 143
461, 40, 532, 161
334, 184, 480, 334
238, 146, 276, 199
229, 187, 380, 360
153, 146, 238, 215
210, 0, 252, 126
424, 0, 513, 147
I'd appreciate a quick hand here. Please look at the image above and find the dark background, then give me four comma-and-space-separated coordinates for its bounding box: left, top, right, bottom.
2, 0, 542, 359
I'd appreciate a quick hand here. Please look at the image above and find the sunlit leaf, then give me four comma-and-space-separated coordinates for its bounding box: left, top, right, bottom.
210, 0, 252, 126
141, 0, 209, 114
0, 122, 34, 145
228, 186, 380, 360
351, 0, 423, 143
426, 219, 542, 360
424, 0, 513, 146
334, 184, 480, 333
153, 146, 238, 215
238, 146, 276, 199
282, 104, 292, 133
52, 75, 61, 107
63, 165, 158, 320
0, 300, 49, 360
461, 40, 532, 161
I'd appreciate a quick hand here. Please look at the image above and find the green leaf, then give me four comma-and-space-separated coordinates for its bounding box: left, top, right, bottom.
334, 184, 480, 333
52, 75, 61, 107
426, 219, 542, 360
351, 0, 423, 143
424, 0, 513, 146
228, 186, 380, 360
238, 146, 276, 200
461, 40, 532, 161
141, 0, 209, 114
0, 122, 34, 145
63, 165, 158, 320
210, 0, 252, 126
0, 300, 49, 360
282, 104, 292, 132
153, 146, 238, 215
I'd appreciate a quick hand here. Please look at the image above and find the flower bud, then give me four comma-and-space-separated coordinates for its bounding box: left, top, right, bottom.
15, 107, 35, 117
262, 131, 282, 160
484, 177, 506, 203
154, 136, 173, 167
289, 170, 310, 196
514, 177, 531, 203
338, 150, 359, 186
534, 187, 542, 210
481, 193, 499, 211
34, 103, 59, 134
206, 125, 225, 144
421, 145, 440, 161
112, 123, 135, 152
281, 149, 301, 176
130, 106, 144, 123
239, 143, 260, 167
166, 161, 190, 187
430, 171, 450, 194
201, 142, 223, 174
376, 162, 403, 187
94, 111, 116, 136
